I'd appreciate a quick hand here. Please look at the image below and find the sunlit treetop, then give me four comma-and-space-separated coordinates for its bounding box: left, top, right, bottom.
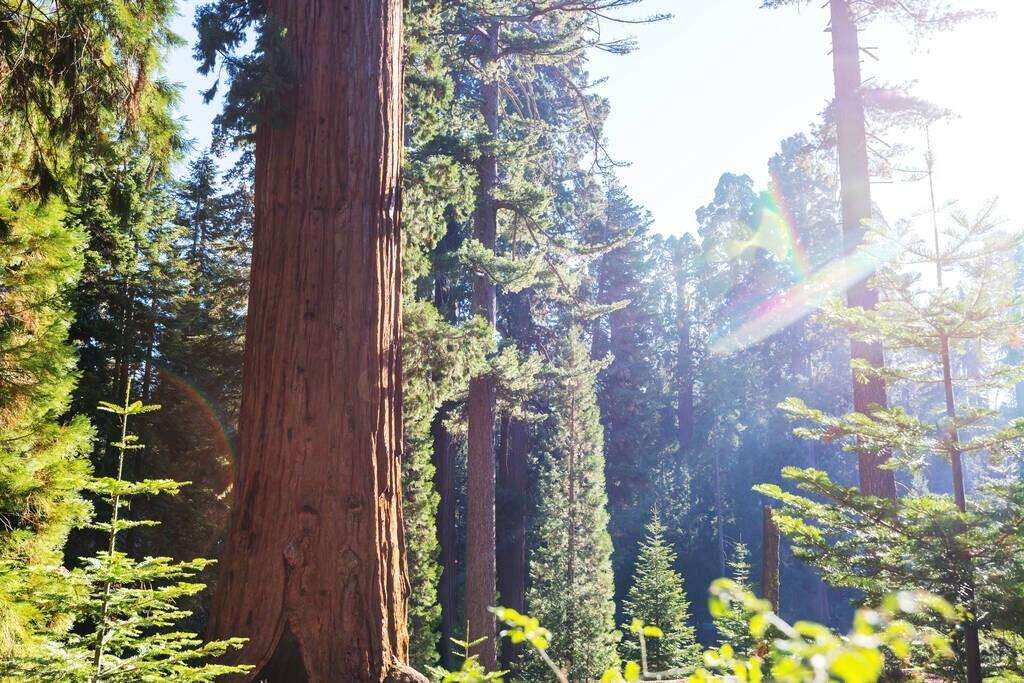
1, 0, 183, 196
760, 0, 988, 34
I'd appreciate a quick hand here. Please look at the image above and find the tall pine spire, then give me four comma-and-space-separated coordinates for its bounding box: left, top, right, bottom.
621, 509, 700, 672
526, 328, 619, 681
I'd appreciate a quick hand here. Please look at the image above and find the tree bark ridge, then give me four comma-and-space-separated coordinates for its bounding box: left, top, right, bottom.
207, 0, 420, 679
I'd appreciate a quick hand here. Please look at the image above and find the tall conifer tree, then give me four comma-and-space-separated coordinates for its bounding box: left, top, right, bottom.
526, 328, 619, 681
0, 0, 180, 653
759, 190, 1024, 679
621, 510, 700, 672
762, 0, 985, 498
198, 0, 423, 678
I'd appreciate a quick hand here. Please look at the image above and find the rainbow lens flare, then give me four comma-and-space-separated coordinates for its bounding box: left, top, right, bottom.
708, 187, 899, 356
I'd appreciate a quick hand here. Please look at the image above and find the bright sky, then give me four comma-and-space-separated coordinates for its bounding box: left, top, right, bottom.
166, 0, 1023, 236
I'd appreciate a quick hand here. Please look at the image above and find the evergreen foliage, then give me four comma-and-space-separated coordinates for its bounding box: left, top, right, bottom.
758, 178, 1024, 678
1, 382, 248, 681
621, 510, 700, 672
0, 194, 93, 655
132, 151, 251, 594
4, 0, 1023, 679
436, 584, 956, 683
591, 183, 675, 602
400, 1, 492, 666
712, 543, 758, 657
527, 329, 619, 681
0, 0, 181, 655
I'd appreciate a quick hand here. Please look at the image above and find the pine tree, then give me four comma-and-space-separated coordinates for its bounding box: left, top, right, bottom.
764, 0, 985, 502
0, 194, 93, 654
69, 151, 182, 472
591, 182, 672, 603
526, 329, 619, 681
0, 0, 180, 654
712, 543, 758, 657
442, 1, 662, 662
1, 381, 248, 681
758, 174, 1024, 678
400, 1, 490, 667
130, 151, 252, 612
621, 510, 700, 672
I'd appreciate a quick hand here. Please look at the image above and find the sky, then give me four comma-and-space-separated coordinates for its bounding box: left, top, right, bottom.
166, 0, 1023, 236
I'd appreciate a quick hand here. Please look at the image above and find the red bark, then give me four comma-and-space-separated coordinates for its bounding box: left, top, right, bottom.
465, 21, 501, 669
829, 0, 896, 499
207, 1, 422, 680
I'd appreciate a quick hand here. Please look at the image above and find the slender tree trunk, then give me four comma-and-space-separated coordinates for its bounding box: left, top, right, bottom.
431, 407, 457, 669
141, 299, 158, 402
497, 413, 529, 668
207, 1, 423, 680
671, 241, 694, 454
713, 449, 726, 579
496, 290, 531, 633
465, 21, 500, 669
925, 142, 982, 683
829, 0, 896, 499
937, 328, 982, 683
431, 212, 460, 670
761, 506, 780, 613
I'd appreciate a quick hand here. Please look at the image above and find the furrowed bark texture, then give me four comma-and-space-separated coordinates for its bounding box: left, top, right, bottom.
207, 1, 421, 680
465, 20, 501, 669
829, 0, 896, 499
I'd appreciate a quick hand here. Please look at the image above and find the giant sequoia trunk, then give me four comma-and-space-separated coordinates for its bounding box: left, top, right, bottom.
829, 0, 896, 499
207, 1, 422, 680
465, 21, 501, 669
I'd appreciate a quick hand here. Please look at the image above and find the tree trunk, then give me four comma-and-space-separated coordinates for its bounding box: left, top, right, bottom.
495, 414, 527, 612
207, 1, 422, 680
431, 211, 461, 670
926, 146, 982, 683
671, 240, 694, 454
431, 407, 457, 670
761, 506, 780, 613
496, 290, 531, 622
829, 0, 896, 499
465, 21, 500, 669
497, 413, 529, 668
141, 298, 158, 402
713, 449, 726, 579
